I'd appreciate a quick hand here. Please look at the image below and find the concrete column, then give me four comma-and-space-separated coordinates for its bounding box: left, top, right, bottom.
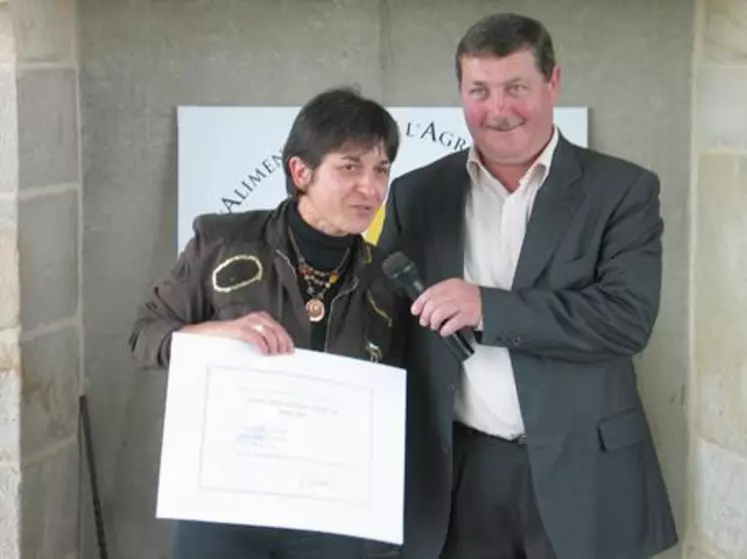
0, 0, 21, 557
689, 0, 747, 557
0, 0, 82, 557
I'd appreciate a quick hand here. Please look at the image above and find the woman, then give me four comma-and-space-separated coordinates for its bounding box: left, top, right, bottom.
129, 87, 403, 559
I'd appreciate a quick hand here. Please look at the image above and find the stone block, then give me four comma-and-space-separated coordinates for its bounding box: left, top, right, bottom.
0, 196, 14, 229
10, 0, 75, 64
0, 329, 20, 463
0, 4, 14, 64
0, 464, 20, 559
17, 68, 79, 189
0, 67, 18, 194
18, 189, 78, 329
697, 67, 747, 151
21, 325, 79, 457
704, 0, 747, 64
686, 546, 721, 559
695, 438, 747, 556
0, 227, 18, 330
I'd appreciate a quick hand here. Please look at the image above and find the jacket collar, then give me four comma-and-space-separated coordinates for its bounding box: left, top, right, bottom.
265, 198, 378, 287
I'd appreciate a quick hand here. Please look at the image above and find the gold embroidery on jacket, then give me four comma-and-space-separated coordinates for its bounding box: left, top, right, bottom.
366, 291, 392, 328
365, 339, 383, 363
212, 255, 263, 293
360, 244, 373, 264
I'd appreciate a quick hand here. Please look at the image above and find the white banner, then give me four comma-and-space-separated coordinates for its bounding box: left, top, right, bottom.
177, 106, 588, 252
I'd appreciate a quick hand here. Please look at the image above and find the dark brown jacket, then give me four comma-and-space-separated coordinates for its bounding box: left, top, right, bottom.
129, 201, 405, 369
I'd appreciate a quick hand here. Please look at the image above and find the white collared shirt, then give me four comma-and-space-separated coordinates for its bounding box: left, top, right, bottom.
456, 127, 559, 439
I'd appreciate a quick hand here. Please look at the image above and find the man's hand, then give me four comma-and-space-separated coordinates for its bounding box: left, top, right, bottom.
180, 311, 295, 355
411, 279, 482, 337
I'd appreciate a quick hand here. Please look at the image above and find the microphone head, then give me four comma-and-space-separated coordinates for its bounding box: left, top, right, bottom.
382, 252, 424, 299
382, 252, 416, 282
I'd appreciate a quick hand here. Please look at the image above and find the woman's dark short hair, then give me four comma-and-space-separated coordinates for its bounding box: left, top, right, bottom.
455, 13, 556, 82
282, 87, 400, 197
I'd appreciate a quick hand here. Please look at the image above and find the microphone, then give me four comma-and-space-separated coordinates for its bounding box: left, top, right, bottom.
382, 252, 475, 362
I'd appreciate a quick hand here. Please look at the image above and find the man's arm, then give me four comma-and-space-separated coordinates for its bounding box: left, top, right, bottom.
480, 170, 663, 362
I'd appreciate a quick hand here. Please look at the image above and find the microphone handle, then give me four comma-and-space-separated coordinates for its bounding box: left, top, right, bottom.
398, 278, 474, 361
402, 279, 425, 300
445, 331, 475, 361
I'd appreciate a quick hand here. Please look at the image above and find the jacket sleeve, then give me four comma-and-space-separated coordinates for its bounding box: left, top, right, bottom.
479, 170, 663, 362
377, 177, 403, 256
128, 222, 213, 369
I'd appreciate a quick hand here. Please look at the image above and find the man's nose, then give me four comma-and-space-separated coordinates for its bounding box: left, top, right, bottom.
487, 90, 511, 114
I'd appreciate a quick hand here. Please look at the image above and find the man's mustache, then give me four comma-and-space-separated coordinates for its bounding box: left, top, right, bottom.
484, 117, 527, 132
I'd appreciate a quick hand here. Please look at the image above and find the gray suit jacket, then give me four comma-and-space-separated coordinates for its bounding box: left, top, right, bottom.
378, 136, 677, 559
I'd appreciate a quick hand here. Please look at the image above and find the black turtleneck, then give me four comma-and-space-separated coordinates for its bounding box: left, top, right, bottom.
287, 201, 356, 350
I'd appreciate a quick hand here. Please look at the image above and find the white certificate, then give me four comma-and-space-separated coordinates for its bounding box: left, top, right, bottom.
156, 332, 407, 544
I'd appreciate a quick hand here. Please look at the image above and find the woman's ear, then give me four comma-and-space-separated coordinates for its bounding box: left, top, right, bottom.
288, 156, 312, 193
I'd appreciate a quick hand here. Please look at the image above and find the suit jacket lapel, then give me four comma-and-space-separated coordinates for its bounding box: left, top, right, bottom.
430, 153, 470, 282
512, 136, 584, 289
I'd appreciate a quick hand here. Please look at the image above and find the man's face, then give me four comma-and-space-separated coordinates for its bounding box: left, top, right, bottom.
459, 49, 560, 165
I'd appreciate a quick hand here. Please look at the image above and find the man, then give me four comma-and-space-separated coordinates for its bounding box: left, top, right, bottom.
379, 13, 677, 559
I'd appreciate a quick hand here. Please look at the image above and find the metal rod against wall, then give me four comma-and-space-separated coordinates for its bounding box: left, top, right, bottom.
80, 395, 109, 559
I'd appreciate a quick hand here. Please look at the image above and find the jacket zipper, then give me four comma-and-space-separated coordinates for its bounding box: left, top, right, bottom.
275, 249, 296, 278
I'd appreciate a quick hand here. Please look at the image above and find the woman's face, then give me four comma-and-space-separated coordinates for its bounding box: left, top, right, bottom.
291, 142, 392, 236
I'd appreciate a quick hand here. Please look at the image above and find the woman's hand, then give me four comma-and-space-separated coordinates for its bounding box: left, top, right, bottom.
179, 311, 295, 355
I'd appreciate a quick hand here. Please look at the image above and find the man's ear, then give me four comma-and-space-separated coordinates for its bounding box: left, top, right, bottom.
548, 64, 561, 101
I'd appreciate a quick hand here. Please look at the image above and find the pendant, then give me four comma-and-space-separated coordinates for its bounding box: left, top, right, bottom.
306, 298, 325, 323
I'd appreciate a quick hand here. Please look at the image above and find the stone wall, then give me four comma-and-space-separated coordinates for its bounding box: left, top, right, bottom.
0, 0, 82, 558
688, 1, 747, 558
